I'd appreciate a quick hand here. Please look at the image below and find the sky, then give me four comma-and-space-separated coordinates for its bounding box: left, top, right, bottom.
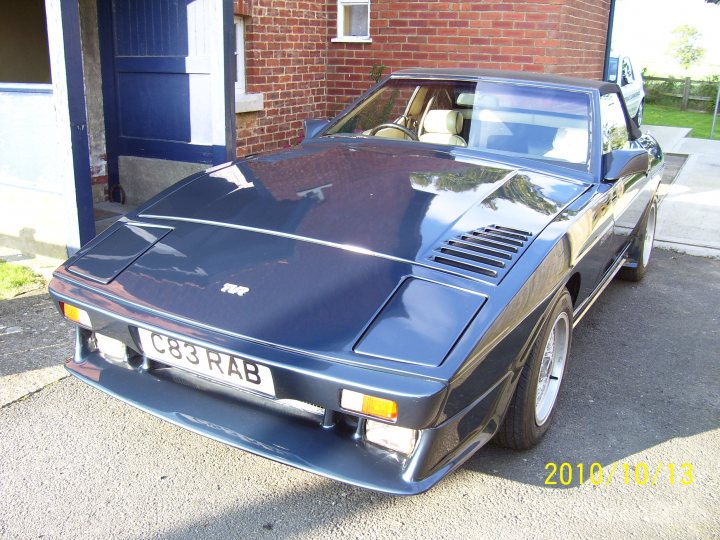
611, 0, 720, 77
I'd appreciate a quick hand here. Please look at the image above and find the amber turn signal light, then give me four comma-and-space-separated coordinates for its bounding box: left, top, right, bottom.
59, 302, 92, 328
340, 389, 398, 422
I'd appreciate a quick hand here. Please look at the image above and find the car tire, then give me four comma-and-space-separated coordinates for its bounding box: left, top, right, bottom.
633, 100, 644, 127
618, 199, 657, 282
494, 288, 573, 450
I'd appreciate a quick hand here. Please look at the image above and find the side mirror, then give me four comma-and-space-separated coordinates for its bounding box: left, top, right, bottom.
304, 118, 330, 139
602, 150, 649, 183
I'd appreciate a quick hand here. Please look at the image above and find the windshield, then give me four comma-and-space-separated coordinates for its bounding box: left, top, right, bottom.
324, 78, 593, 172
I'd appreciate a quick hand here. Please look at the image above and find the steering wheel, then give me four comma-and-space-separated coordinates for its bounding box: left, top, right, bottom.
368, 123, 419, 141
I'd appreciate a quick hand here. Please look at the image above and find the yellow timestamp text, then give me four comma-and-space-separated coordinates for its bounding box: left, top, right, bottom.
544, 462, 694, 486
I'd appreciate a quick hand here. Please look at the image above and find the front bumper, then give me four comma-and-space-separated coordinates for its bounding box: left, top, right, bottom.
52, 273, 507, 494
66, 343, 504, 495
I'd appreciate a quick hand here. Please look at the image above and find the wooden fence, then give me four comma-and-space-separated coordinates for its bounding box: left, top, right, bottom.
645, 76, 718, 111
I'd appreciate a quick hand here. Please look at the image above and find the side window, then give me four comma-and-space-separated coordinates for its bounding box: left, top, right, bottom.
600, 93, 630, 153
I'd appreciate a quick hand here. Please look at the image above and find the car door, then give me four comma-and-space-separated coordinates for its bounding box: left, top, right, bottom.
567, 93, 624, 300
599, 92, 651, 256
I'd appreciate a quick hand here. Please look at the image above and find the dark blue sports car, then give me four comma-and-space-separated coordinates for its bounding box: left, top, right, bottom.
49, 69, 663, 495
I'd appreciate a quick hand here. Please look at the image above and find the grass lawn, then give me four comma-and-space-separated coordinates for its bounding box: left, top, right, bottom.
0, 260, 45, 300
644, 104, 717, 139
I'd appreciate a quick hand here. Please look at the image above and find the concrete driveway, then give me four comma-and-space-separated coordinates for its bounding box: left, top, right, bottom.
0, 249, 718, 539
644, 125, 720, 259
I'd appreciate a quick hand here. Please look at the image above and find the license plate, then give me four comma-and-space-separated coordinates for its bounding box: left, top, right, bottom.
137, 328, 275, 397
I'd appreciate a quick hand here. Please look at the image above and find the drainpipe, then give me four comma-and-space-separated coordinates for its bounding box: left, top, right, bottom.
603, 0, 617, 80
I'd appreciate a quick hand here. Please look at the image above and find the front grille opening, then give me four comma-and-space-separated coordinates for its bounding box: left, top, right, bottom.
148, 363, 327, 424
127, 350, 144, 369
337, 412, 360, 434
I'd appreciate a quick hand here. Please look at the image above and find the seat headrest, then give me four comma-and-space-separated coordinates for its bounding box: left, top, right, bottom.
456, 94, 500, 109
455, 93, 475, 107
423, 110, 463, 135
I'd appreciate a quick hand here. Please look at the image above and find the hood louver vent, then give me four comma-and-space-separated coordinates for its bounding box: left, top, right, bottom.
430, 225, 532, 281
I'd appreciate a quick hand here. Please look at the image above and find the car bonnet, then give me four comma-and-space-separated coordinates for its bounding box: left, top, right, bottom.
59, 142, 588, 367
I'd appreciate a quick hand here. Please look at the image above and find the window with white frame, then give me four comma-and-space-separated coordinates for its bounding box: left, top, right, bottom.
334, 0, 371, 42
234, 16, 263, 113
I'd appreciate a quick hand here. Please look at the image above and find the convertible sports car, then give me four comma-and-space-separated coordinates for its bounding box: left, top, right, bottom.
49, 69, 663, 495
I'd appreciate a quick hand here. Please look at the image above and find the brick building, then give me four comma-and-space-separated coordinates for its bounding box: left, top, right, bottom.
0, 0, 612, 259
236, 0, 611, 156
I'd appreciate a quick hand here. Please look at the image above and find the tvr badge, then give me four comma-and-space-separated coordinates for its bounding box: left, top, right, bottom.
221, 283, 250, 297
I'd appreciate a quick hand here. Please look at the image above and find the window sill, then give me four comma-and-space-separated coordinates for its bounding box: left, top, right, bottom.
235, 92, 264, 113
331, 36, 372, 44
0, 82, 53, 94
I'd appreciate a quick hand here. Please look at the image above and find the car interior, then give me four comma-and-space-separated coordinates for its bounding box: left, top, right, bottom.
327, 80, 591, 169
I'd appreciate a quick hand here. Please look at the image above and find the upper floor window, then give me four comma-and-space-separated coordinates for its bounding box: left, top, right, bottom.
333, 0, 371, 43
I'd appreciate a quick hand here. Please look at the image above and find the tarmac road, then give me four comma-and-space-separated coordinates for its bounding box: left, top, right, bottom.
0, 249, 718, 539
0, 292, 73, 377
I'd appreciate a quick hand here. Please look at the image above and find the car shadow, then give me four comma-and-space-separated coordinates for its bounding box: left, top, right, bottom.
463, 248, 720, 488
156, 478, 397, 539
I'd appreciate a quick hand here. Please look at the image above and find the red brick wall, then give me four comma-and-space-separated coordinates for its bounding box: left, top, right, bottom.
238, 0, 610, 157
552, 0, 610, 78
234, 0, 253, 17
326, 0, 611, 115
236, 1, 329, 157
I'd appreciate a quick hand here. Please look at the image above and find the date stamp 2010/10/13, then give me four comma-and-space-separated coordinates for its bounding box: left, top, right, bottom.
544, 462, 694, 486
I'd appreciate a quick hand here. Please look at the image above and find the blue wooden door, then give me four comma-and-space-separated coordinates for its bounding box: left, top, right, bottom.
99, 0, 234, 178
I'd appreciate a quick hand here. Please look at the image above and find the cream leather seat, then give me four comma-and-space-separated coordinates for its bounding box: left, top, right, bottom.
419, 110, 467, 147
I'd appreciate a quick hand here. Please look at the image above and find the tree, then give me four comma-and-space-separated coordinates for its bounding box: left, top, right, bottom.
667, 25, 706, 71
706, 0, 719, 5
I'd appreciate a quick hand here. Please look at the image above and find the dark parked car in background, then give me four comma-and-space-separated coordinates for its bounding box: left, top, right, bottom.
49, 69, 663, 495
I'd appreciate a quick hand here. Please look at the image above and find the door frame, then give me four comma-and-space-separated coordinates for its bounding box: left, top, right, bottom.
96, 0, 236, 196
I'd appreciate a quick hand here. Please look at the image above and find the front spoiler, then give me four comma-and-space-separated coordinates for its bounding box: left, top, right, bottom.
66, 350, 502, 495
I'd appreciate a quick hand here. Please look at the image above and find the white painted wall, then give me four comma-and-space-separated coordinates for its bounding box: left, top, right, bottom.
0, 85, 69, 257
0, 0, 90, 258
